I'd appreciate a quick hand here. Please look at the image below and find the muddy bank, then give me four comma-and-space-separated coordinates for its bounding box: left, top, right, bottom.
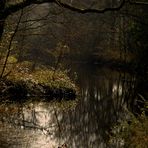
0, 79, 77, 102
0, 69, 78, 102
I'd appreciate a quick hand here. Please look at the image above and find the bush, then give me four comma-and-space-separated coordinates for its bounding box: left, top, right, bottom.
110, 109, 148, 148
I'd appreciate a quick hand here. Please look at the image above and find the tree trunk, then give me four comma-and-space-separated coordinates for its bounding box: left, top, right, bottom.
0, 19, 5, 40
0, 0, 6, 40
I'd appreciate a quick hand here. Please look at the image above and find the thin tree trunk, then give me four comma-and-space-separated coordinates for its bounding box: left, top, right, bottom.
0, 9, 23, 79
0, 0, 6, 40
0, 19, 5, 40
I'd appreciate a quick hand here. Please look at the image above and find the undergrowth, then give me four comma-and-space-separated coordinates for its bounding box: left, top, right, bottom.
109, 102, 148, 148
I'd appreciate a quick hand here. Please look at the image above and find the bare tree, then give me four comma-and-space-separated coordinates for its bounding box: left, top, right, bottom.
0, 9, 24, 78
0, 0, 147, 40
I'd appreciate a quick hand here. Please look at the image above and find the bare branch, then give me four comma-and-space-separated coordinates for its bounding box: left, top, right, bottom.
1, 0, 126, 19
0, 9, 23, 78
1, 0, 148, 21
55, 0, 126, 13
129, 0, 148, 5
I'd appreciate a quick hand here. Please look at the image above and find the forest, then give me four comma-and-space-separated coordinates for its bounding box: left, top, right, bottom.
0, 0, 148, 148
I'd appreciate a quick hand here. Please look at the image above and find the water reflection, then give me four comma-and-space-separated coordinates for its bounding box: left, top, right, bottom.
0, 64, 138, 148
0, 102, 69, 148
59, 64, 137, 148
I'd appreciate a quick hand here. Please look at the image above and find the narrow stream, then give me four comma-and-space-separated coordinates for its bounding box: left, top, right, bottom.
0, 63, 142, 148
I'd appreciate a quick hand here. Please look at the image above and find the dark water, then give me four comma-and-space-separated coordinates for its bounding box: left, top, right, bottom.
0, 63, 143, 148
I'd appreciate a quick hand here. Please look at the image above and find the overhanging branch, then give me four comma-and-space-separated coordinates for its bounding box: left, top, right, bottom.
129, 0, 148, 5
2, 0, 126, 19
1, 0, 148, 20
55, 0, 126, 13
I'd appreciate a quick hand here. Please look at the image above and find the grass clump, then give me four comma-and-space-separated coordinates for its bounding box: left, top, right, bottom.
8, 68, 77, 91
1, 61, 78, 101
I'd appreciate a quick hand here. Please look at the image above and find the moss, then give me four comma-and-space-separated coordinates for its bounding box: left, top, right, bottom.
7, 56, 17, 63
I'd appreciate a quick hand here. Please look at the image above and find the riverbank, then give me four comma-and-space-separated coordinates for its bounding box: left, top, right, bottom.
0, 65, 78, 102
109, 108, 148, 148
67, 49, 140, 72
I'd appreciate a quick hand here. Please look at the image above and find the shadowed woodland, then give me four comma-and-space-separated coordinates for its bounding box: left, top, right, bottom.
0, 0, 148, 148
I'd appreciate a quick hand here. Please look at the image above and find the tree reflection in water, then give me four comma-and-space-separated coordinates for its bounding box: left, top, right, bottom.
0, 65, 138, 148
0, 102, 65, 148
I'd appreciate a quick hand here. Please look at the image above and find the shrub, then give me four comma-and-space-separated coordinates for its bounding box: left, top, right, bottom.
110, 107, 148, 148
